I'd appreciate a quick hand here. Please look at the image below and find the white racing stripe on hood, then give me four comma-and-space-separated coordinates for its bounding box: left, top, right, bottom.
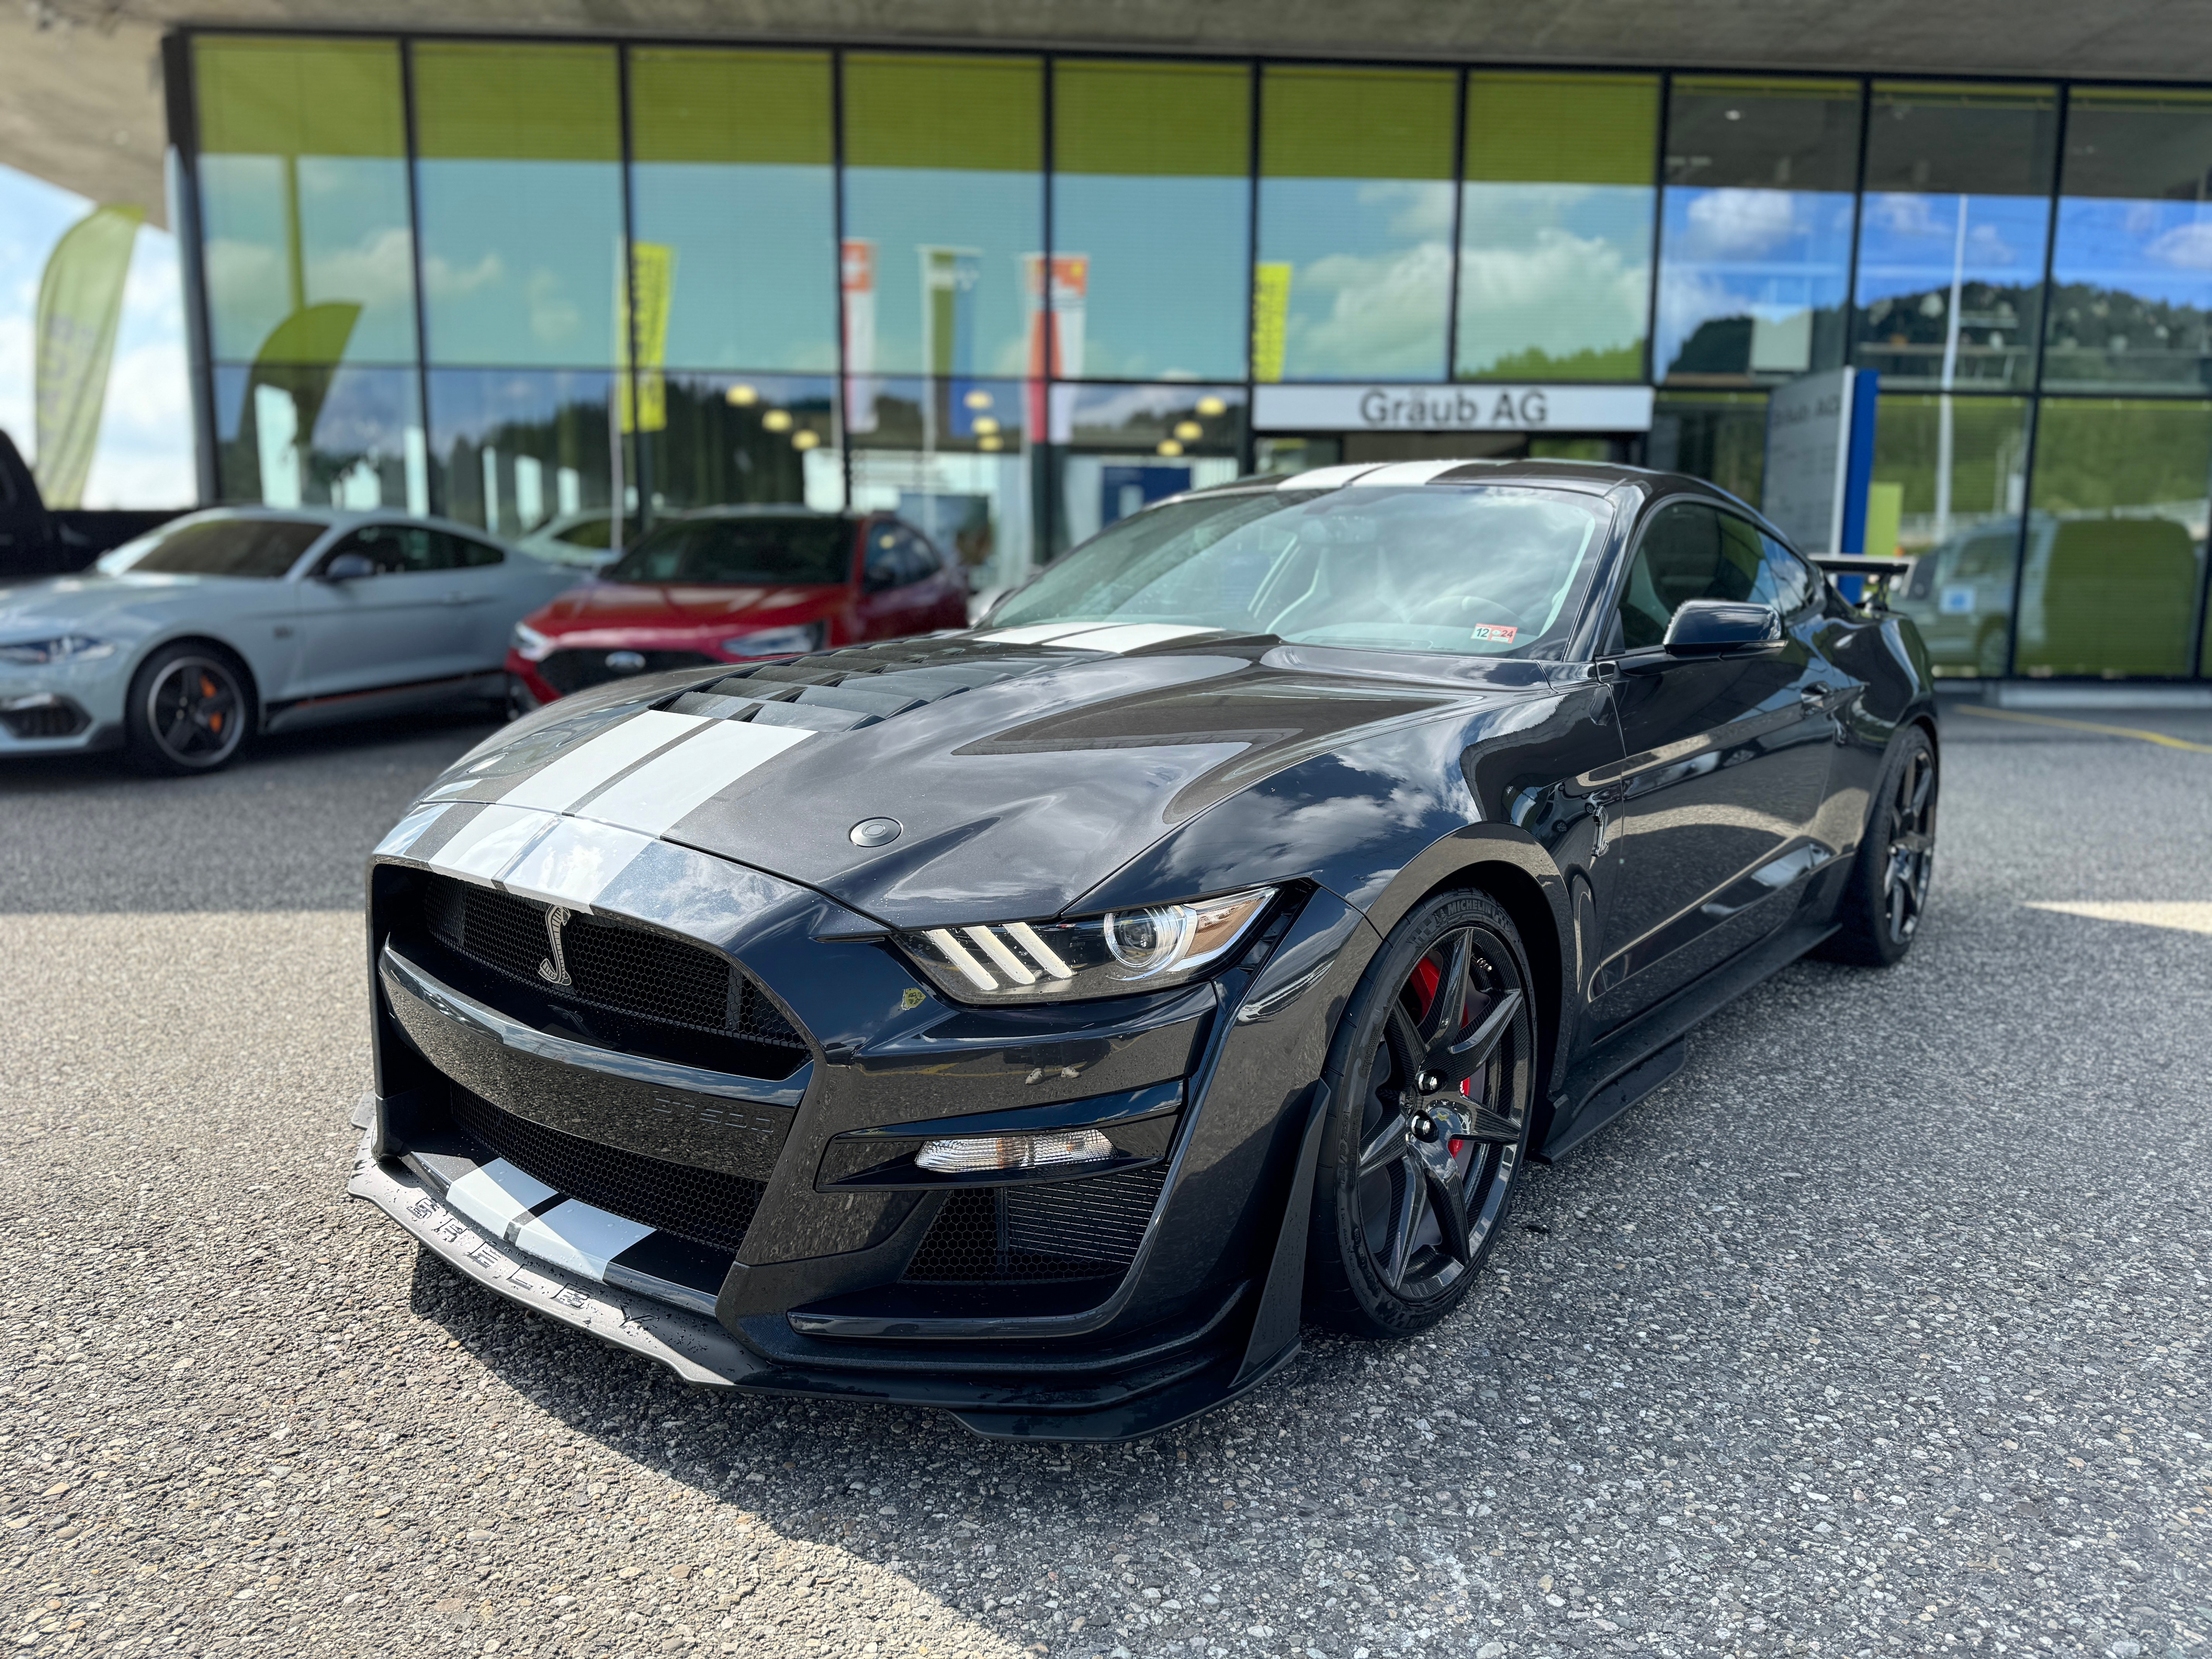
1278, 462, 1384, 490
498, 710, 708, 812
1358, 459, 1473, 486
374, 800, 451, 859
972, 622, 1113, 645
972, 620, 1223, 653
431, 804, 562, 884
1056, 622, 1223, 653
572, 718, 812, 838
513, 1201, 656, 1279
499, 817, 658, 910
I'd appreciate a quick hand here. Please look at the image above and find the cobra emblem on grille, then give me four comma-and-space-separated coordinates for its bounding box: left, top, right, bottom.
538, 906, 575, 986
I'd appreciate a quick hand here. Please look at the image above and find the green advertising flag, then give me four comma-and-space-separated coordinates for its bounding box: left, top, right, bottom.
34, 203, 144, 508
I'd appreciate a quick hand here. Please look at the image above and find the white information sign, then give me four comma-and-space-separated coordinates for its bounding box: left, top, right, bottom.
1761, 369, 1856, 553
1252, 383, 1655, 434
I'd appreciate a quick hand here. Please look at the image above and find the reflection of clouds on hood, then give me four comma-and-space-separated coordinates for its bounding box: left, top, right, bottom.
1290, 240, 1452, 377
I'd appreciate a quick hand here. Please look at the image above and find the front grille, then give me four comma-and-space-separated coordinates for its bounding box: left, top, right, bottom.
422, 874, 804, 1051
539, 648, 719, 696
902, 1166, 1167, 1284
1, 699, 90, 739
453, 1087, 763, 1254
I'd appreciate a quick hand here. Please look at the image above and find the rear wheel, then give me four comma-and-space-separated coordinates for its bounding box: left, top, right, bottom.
1822, 726, 1937, 966
124, 643, 252, 775
1305, 890, 1537, 1338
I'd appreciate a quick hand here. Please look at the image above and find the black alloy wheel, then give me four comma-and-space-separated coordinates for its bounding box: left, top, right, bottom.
124, 644, 252, 775
1824, 725, 1937, 967
1306, 889, 1536, 1338
1880, 742, 1937, 945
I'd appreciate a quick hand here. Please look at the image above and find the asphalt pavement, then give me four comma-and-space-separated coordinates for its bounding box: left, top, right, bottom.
2, 702, 2208, 1659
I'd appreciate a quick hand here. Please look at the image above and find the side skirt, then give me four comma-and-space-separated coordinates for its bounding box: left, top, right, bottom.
1540, 919, 1836, 1162
264, 669, 504, 733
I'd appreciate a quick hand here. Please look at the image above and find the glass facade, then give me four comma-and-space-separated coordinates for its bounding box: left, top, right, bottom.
1659, 78, 1860, 383
1257, 66, 1458, 382
179, 38, 2212, 679
1458, 74, 1658, 381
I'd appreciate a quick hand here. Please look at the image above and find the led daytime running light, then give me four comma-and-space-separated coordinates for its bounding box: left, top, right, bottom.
914, 1129, 1115, 1175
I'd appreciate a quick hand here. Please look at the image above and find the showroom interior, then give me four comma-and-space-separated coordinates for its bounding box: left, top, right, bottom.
39, 29, 2212, 682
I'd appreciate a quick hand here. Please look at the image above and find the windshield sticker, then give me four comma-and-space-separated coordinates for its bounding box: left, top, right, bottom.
1469, 623, 1518, 644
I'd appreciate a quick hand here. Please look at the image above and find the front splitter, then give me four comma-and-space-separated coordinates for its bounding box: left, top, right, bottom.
347, 1128, 1298, 1440
347, 1128, 767, 1388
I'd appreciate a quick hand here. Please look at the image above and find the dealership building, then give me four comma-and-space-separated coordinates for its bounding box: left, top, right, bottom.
11, 1, 2212, 681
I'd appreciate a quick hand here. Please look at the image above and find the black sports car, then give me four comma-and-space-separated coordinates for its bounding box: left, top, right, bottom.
351, 460, 1938, 1440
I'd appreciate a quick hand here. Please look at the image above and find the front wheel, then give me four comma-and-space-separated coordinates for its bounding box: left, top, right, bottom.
1822, 725, 1937, 967
1304, 889, 1537, 1339
124, 643, 253, 775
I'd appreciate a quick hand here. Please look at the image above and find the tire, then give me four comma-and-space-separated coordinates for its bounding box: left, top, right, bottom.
1822, 725, 1937, 967
124, 642, 254, 776
1304, 888, 1538, 1339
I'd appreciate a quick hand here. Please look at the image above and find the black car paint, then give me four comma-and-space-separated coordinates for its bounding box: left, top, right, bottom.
0, 429, 182, 579
355, 461, 1937, 1438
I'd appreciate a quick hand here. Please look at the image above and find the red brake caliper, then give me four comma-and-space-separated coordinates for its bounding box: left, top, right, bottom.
1410, 959, 1467, 1154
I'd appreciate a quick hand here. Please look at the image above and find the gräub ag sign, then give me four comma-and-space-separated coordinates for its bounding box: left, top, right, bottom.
1252, 382, 1654, 433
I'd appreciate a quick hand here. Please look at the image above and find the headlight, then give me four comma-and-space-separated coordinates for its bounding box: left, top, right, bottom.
0, 635, 117, 666
510, 621, 553, 662
721, 622, 823, 658
896, 887, 1276, 1003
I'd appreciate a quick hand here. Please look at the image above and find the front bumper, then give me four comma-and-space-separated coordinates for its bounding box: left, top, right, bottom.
0, 661, 124, 752
350, 1109, 1318, 1440
354, 807, 1377, 1439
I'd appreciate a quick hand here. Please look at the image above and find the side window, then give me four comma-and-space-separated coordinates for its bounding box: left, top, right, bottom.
867, 523, 942, 588
1755, 529, 1818, 616
896, 525, 942, 582
1616, 501, 1753, 649
442, 532, 504, 568
323, 524, 445, 576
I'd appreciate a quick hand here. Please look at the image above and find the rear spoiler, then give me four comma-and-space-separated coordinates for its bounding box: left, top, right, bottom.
1811, 554, 1913, 611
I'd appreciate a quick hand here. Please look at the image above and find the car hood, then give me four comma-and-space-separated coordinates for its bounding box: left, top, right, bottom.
531, 580, 845, 635
0, 572, 270, 640
412, 631, 1546, 928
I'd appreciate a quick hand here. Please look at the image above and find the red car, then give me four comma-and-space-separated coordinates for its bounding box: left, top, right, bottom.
506, 508, 970, 711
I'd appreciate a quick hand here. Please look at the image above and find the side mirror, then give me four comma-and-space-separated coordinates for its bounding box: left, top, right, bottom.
322, 551, 376, 582
862, 561, 898, 594
1662, 599, 1781, 657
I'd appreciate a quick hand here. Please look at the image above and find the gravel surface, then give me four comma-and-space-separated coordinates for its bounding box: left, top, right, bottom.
2, 709, 2208, 1659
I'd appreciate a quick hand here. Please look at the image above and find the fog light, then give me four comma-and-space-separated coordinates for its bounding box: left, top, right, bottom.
914, 1129, 1114, 1175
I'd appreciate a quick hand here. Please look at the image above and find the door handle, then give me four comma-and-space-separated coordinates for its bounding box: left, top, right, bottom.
1799, 682, 1832, 708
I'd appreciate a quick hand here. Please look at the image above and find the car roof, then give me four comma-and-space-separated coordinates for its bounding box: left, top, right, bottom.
1194, 458, 1756, 515
655, 504, 856, 522
165, 504, 512, 541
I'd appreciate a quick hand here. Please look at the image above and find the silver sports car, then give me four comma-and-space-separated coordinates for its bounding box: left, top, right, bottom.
0, 507, 582, 774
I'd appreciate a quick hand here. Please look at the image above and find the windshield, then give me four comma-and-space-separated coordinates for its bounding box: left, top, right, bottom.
989, 484, 1613, 658
99, 516, 327, 579
604, 517, 852, 585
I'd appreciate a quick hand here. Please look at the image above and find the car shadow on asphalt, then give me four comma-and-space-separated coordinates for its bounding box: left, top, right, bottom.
0, 706, 503, 795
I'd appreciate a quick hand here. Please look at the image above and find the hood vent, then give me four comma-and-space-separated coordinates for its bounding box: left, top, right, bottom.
661, 641, 1081, 733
